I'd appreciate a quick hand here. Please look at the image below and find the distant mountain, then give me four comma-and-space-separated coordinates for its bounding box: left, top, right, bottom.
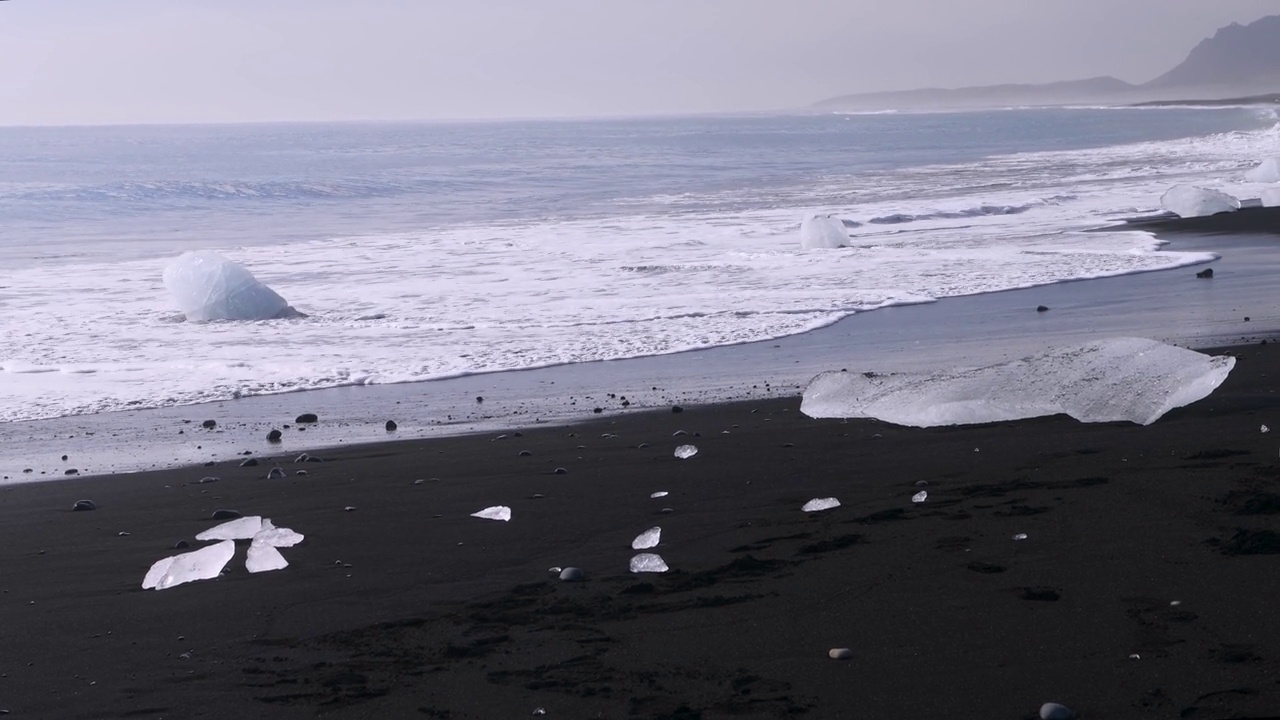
814, 15, 1280, 112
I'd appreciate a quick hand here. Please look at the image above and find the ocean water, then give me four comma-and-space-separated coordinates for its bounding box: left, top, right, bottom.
1, 107, 1276, 424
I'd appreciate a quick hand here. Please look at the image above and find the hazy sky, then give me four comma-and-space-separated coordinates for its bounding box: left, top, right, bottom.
2, 0, 1277, 125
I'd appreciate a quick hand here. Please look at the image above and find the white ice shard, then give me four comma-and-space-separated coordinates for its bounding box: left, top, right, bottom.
802, 497, 841, 512
801, 338, 1234, 428
253, 518, 305, 547
799, 214, 850, 249
1262, 188, 1280, 207
1245, 157, 1280, 183
471, 505, 512, 521
142, 539, 236, 590
1160, 185, 1240, 218
650, 491, 669, 498
673, 444, 698, 460
163, 250, 298, 321
912, 490, 928, 503
629, 553, 669, 573
632, 526, 662, 549
245, 541, 289, 574
196, 515, 264, 541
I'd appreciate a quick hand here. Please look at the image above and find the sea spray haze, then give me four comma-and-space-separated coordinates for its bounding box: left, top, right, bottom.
0, 108, 1276, 422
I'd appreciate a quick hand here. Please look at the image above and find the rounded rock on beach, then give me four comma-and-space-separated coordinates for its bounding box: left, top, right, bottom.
1040, 702, 1075, 720
828, 648, 853, 660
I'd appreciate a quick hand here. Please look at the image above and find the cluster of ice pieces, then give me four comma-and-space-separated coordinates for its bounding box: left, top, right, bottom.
163, 250, 299, 321
1245, 157, 1280, 183
799, 214, 850, 249
800, 338, 1234, 427
142, 516, 304, 590
1160, 185, 1239, 218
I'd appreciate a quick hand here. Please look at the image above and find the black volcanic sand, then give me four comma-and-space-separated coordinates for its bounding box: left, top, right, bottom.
1, 345, 1279, 719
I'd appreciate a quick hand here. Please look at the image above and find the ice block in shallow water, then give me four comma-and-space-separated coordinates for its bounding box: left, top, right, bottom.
801, 338, 1234, 427
799, 214, 850, 249
1160, 185, 1239, 218
163, 250, 299, 321
1245, 157, 1280, 183
142, 540, 236, 590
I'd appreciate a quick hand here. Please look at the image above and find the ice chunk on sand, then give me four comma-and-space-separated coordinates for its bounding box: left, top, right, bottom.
801, 338, 1234, 427
142, 539, 235, 590
802, 497, 841, 512
1160, 185, 1239, 218
632, 527, 662, 549
471, 505, 512, 521
196, 515, 263, 541
253, 518, 305, 548
245, 541, 289, 574
674, 444, 698, 459
912, 490, 928, 503
1245, 157, 1280, 183
799, 214, 850, 249
1262, 188, 1280, 207
630, 553, 669, 573
163, 250, 299, 321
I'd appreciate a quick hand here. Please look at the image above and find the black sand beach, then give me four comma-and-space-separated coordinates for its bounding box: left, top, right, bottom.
2, 210, 1280, 719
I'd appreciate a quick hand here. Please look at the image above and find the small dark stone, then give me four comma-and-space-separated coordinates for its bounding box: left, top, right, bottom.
211, 509, 242, 520
61, 454, 68, 461
295, 413, 319, 424
1244, 316, 1251, 322
475, 396, 484, 403
266, 429, 282, 443
593, 407, 603, 414
1196, 268, 1214, 279
72, 499, 96, 511
385, 420, 398, 431
64, 468, 79, 476
553, 467, 568, 475
519, 450, 532, 457
1036, 305, 1049, 312
239, 457, 260, 467
671, 405, 684, 414
202, 419, 217, 429
173, 540, 190, 550
559, 567, 585, 582
267, 467, 286, 479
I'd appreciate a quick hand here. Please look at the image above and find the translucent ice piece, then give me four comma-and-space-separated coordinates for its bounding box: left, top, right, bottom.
650, 491, 669, 498
1245, 157, 1280, 182
162, 250, 298, 321
632, 526, 661, 549
802, 497, 841, 512
195, 516, 263, 541
674, 444, 698, 459
801, 338, 1234, 427
471, 505, 512, 522
253, 518, 304, 548
142, 539, 235, 590
629, 553, 669, 573
1160, 185, 1239, 218
245, 541, 289, 574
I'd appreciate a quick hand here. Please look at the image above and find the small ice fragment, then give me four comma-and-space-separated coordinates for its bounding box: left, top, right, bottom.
912, 490, 928, 503
1262, 424, 1270, 433
629, 553, 669, 573
142, 540, 236, 590
1013, 533, 1028, 541
1128, 653, 1141, 660
674, 444, 698, 459
245, 541, 289, 573
1039, 702, 1075, 720
195, 516, 263, 541
650, 491, 669, 498
632, 527, 661, 549
802, 497, 840, 512
1170, 600, 1181, 606
471, 505, 512, 522
252, 519, 304, 548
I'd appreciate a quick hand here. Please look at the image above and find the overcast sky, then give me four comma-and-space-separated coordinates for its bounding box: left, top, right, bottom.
1, 0, 1277, 125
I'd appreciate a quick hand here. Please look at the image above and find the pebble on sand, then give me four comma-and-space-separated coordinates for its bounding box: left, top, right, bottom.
385, 420, 398, 431
558, 567, 585, 582
211, 509, 242, 520
295, 413, 319, 424
201, 419, 217, 429
267, 467, 286, 479
72, 499, 97, 512
266, 429, 282, 443
239, 457, 259, 467
828, 648, 853, 660
1039, 702, 1075, 720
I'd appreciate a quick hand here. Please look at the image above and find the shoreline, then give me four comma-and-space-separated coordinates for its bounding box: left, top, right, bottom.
5, 207, 1280, 481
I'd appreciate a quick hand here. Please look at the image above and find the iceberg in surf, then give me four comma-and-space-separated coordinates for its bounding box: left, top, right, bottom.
800, 338, 1235, 427
1263, 188, 1280, 207
163, 250, 300, 321
1245, 158, 1280, 183
799, 214, 850, 249
1160, 185, 1239, 218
